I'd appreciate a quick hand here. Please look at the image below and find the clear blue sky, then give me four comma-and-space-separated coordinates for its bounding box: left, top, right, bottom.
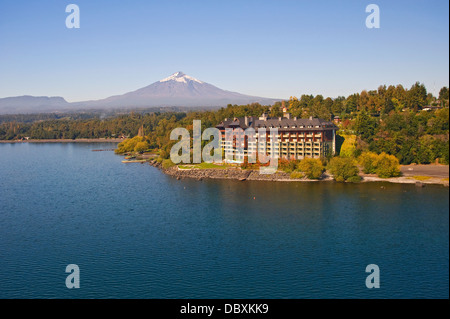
0, 0, 448, 102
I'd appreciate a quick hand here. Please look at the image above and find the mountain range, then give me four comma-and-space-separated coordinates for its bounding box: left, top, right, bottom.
0, 72, 279, 114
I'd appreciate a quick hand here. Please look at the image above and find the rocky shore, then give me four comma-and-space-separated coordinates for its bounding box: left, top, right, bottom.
149, 160, 305, 181
148, 160, 449, 186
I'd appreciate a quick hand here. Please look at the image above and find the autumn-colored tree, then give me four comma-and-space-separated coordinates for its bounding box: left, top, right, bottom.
373, 152, 401, 178
134, 141, 149, 153
297, 158, 325, 179
327, 157, 361, 182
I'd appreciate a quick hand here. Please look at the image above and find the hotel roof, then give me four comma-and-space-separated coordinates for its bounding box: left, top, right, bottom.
216, 114, 338, 131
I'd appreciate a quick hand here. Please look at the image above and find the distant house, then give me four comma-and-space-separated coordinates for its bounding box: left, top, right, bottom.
281, 100, 288, 114
422, 105, 442, 112
333, 116, 341, 124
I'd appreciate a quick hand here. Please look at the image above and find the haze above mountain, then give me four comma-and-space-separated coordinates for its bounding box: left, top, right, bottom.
0, 72, 279, 114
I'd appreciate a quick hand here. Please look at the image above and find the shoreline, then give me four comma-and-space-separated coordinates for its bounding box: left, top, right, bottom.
0, 138, 123, 143
149, 161, 449, 187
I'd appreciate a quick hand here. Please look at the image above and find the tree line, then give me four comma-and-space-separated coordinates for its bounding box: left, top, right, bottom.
1, 83, 448, 165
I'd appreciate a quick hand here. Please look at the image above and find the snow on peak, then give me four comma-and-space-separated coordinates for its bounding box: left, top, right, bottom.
160, 72, 203, 84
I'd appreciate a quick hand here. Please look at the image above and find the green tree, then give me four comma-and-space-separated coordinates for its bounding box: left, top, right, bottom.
353, 111, 377, 141
345, 94, 358, 113
270, 105, 283, 117
439, 86, 449, 107
406, 82, 427, 110
134, 141, 149, 153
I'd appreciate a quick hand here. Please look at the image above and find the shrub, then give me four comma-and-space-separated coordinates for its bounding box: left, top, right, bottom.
359, 151, 379, 174
278, 159, 299, 173
159, 149, 170, 160
162, 159, 175, 169
290, 171, 304, 179
347, 175, 362, 183
359, 151, 401, 178
297, 158, 325, 179
374, 152, 401, 178
328, 157, 360, 182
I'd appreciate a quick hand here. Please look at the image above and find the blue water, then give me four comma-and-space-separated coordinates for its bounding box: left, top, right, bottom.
0, 143, 448, 299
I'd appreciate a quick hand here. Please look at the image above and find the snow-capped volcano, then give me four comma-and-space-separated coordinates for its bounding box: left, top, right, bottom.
80, 71, 279, 108
160, 72, 203, 84
0, 72, 280, 113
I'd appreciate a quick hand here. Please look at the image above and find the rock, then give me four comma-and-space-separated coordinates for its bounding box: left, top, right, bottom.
415, 181, 425, 188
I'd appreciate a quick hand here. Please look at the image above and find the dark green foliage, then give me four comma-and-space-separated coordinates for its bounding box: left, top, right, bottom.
1, 83, 448, 167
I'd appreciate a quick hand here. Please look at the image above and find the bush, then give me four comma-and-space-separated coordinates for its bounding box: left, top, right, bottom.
347, 175, 362, 183
159, 149, 170, 160
374, 152, 401, 178
297, 158, 325, 179
328, 157, 360, 182
278, 159, 299, 173
290, 171, 304, 179
359, 151, 379, 174
162, 159, 175, 169
359, 151, 401, 178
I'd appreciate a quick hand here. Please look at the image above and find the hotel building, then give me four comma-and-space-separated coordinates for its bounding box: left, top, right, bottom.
215, 112, 338, 161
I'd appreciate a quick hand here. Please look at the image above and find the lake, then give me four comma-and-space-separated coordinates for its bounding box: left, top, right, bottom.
0, 143, 448, 298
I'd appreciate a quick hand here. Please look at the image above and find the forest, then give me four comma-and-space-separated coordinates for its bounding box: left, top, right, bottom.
1, 82, 448, 165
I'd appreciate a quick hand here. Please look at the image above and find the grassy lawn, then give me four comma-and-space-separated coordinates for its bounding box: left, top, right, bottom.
412, 176, 432, 181
337, 134, 357, 157
178, 162, 232, 170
